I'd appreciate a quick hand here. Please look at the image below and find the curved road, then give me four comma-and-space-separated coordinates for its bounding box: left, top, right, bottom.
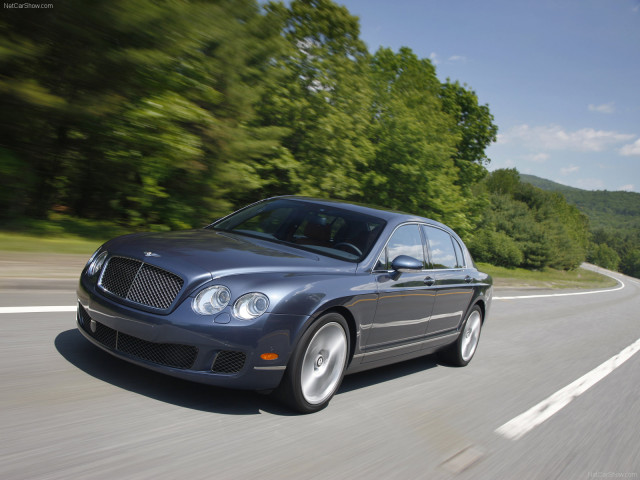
1, 265, 638, 479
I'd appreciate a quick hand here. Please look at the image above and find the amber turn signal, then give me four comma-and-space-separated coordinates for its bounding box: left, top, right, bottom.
260, 353, 279, 361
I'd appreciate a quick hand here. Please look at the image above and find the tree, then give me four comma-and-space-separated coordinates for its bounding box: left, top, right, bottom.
471, 169, 589, 269
620, 250, 640, 278
0, 0, 286, 227
257, 0, 374, 200
588, 244, 620, 271
440, 80, 497, 188
364, 47, 472, 233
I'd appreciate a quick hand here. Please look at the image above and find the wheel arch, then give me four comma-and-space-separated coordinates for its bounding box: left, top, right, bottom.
473, 298, 486, 323
309, 305, 358, 366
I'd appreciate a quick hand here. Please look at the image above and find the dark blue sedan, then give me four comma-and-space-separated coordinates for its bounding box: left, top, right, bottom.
77, 197, 492, 412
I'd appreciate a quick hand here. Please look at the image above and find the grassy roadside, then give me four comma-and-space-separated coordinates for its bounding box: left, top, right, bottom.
0, 219, 618, 289
0, 214, 130, 255
478, 263, 618, 289
0, 232, 103, 255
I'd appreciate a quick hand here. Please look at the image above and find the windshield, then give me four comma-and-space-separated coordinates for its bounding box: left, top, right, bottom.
209, 199, 386, 262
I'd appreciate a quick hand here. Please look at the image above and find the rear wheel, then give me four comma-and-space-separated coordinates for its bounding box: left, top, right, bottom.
438, 305, 483, 367
276, 312, 349, 413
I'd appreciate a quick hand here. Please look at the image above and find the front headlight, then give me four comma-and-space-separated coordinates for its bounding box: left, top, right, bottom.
87, 251, 108, 276
233, 292, 269, 320
192, 285, 231, 315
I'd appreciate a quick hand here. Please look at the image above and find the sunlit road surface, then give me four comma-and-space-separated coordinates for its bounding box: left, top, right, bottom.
1, 267, 639, 479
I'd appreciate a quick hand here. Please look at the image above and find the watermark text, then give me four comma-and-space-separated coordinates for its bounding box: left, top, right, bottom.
588, 473, 638, 479
4, 3, 54, 8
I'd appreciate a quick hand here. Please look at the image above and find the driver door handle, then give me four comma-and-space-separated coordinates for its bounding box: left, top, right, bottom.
423, 276, 435, 286
464, 275, 472, 283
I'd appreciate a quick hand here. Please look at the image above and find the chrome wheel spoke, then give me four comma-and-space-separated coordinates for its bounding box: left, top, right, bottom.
461, 311, 482, 362
300, 322, 347, 405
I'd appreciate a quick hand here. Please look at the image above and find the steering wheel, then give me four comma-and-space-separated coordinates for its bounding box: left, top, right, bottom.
333, 242, 363, 257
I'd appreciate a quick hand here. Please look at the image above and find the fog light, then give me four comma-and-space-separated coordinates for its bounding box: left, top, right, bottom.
260, 353, 279, 361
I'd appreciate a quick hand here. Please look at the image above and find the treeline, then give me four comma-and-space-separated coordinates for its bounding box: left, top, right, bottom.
520, 174, 640, 231
468, 169, 590, 270
1, 0, 596, 271
519, 175, 640, 278
0, 0, 495, 236
589, 229, 640, 278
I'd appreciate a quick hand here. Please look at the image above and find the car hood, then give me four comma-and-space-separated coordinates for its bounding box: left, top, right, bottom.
104, 229, 355, 286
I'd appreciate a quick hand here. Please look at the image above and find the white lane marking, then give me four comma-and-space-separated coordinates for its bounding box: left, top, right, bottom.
496, 336, 640, 441
494, 281, 624, 300
0, 306, 76, 314
494, 269, 626, 300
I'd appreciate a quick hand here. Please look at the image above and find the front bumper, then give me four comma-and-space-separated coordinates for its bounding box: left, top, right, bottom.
77, 280, 309, 390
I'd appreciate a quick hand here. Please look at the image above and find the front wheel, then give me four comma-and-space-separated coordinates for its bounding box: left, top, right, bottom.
438, 305, 483, 367
276, 312, 349, 413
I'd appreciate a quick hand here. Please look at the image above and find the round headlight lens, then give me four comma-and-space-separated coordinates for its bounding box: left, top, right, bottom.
233, 292, 269, 320
88, 251, 108, 276
192, 285, 231, 315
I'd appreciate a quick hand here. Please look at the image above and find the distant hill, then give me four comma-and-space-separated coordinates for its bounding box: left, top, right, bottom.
519, 174, 583, 193
519, 174, 640, 231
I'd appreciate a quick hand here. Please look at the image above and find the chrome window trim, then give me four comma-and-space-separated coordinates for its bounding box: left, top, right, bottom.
423, 224, 468, 270
372, 222, 467, 273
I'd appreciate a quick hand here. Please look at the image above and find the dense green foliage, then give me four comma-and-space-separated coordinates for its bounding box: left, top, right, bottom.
2, 0, 618, 276
0, 0, 495, 235
520, 174, 640, 231
469, 169, 590, 270
520, 174, 640, 278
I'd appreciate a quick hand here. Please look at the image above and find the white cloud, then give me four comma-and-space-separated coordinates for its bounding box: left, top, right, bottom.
620, 139, 640, 156
502, 124, 635, 152
618, 184, 634, 191
526, 153, 549, 163
588, 102, 615, 114
429, 52, 467, 65
560, 165, 579, 175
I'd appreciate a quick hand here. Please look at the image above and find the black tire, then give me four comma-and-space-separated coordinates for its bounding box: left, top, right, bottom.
275, 312, 350, 413
438, 305, 483, 367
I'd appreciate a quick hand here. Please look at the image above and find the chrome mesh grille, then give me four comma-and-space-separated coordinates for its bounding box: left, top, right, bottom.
78, 305, 197, 369
99, 256, 183, 310
211, 350, 246, 374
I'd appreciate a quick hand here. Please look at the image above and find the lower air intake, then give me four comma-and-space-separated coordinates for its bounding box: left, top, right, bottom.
211, 350, 246, 374
78, 304, 197, 369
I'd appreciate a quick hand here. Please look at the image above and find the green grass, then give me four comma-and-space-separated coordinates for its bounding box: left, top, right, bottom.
478, 263, 618, 289
1, 213, 131, 239
0, 232, 103, 254
0, 213, 133, 254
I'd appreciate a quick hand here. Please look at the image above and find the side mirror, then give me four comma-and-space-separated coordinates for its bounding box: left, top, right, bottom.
391, 255, 423, 272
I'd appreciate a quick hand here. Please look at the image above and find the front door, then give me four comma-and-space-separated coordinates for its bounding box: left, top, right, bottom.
364, 224, 436, 360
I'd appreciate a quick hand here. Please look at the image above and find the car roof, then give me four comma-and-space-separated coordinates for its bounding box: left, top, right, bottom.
272, 195, 453, 232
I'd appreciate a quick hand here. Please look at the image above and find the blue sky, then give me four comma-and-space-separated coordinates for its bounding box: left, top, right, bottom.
338, 0, 640, 192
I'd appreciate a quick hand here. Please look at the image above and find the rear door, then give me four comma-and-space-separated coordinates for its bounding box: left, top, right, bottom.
423, 225, 474, 335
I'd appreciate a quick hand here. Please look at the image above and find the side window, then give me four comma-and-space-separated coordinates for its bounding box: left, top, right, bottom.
424, 226, 457, 269
385, 224, 426, 269
452, 238, 465, 268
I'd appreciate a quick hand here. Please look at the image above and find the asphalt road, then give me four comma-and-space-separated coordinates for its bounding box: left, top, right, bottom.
1, 265, 639, 479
